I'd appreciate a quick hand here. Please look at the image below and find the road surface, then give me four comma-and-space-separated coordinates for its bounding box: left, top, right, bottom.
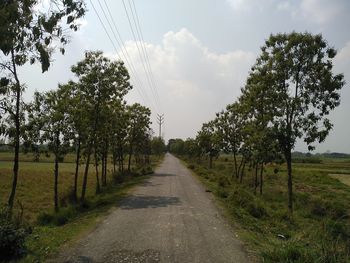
55, 153, 251, 263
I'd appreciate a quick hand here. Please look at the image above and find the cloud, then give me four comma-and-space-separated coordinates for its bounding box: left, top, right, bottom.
335, 41, 350, 68
299, 0, 342, 24
120, 28, 255, 140
226, 0, 345, 25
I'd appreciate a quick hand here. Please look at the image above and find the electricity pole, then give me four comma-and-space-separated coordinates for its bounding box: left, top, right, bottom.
157, 114, 164, 138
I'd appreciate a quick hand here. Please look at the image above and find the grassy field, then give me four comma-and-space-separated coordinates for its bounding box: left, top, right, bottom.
182, 155, 350, 263
0, 151, 163, 262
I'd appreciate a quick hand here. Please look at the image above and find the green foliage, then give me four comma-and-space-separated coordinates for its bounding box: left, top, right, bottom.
182, 155, 350, 262
37, 207, 77, 226
0, 206, 29, 260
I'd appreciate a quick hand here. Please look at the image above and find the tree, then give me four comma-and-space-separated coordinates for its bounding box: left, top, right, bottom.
151, 137, 166, 156
252, 32, 345, 212
71, 51, 131, 202
27, 86, 71, 212
214, 102, 245, 179
197, 121, 221, 169
0, 0, 85, 210
126, 103, 152, 171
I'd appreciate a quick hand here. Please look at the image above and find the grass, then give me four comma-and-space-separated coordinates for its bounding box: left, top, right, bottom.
0, 152, 163, 262
181, 155, 350, 262
329, 174, 350, 187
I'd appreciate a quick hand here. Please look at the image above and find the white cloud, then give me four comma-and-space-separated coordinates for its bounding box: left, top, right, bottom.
121, 28, 255, 140
300, 0, 342, 24
226, 0, 344, 25
335, 41, 350, 67
226, 0, 247, 10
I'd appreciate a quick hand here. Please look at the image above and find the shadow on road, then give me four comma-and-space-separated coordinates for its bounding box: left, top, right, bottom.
120, 195, 181, 210
151, 173, 177, 177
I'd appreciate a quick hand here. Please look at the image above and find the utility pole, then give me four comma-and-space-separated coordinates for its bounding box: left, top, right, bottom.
157, 114, 164, 138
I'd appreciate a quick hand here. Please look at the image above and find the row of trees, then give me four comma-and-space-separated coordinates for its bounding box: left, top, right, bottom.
0, 1, 166, 213
0, 0, 86, 211
170, 32, 345, 213
2, 49, 159, 212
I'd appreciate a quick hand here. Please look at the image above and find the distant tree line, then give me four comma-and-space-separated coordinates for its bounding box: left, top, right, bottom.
169, 32, 345, 214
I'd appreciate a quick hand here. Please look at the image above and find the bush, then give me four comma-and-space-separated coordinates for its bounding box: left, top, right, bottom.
216, 188, 229, 199
309, 198, 348, 219
217, 175, 230, 188
37, 212, 54, 225
248, 201, 267, 218
0, 207, 29, 260
228, 187, 254, 209
37, 207, 77, 226
139, 166, 153, 175
113, 171, 124, 184
187, 164, 195, 170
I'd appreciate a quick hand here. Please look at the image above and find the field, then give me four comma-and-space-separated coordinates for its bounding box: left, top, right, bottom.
0, 151, 163, 262
182, 155, 350, 262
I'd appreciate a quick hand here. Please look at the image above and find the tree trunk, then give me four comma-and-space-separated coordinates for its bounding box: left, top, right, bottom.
81, 140, 92, 202
113, 151, 116, 174
239, 161, 246, 184
285, 149, 293, 214
259, 163, 264, 195
81, 101, 99, 202
54, 132, 60, 212
233, 152, 238, 179
94, 149, 101, 194
8, 49, 21, 211
254, 163, 258, 195
209, 155, 213, 169
73, 137, 81, 203
103, 143, 108, 186
128, 145, 133, 172
101, 152, 105, 187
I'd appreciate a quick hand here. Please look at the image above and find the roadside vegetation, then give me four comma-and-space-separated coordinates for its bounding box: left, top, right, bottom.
0, 1, 167, 261
168, 32, 349, 262
180, 154, 350, 262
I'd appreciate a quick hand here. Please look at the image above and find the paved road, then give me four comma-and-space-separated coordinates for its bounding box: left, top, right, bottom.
55, 154, 251, 263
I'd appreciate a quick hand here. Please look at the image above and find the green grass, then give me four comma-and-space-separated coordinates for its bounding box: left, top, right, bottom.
21, 175, 148, 263
0, 152, 163, 262
182, 155, 350, 263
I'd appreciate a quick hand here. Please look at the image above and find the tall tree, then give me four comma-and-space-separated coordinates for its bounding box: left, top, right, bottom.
71, 51, 131, 202
0, 0, 85, 210
126, 103, 152, 171
27, 86, 71, 211
252, 32, 344, 212
214, 102, 245, 179
197, 121, 221, 169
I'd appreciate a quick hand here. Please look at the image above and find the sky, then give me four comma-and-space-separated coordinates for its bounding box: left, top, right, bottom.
18, 0, 350, 153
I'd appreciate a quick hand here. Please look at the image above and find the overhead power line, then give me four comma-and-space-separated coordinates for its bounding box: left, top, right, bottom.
94, 0, 154, 108
121, 0, 161, 113
129, 0, 162, 106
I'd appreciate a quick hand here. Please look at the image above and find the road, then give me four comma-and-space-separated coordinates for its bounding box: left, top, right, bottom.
55, 153, 251, 263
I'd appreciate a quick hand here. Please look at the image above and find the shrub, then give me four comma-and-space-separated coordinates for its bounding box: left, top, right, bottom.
187, 164, 195, 170
216, 188, 229, 199
113, 171, 124, 184
309, 198, 347, 219
217, 175, 230, 188
309, 198, 327, 217
37, 212, 54, 225
37, 207, 77, 226
247, 201, 267, 218
0, 206, 29, 260
228, 187, 254, 209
